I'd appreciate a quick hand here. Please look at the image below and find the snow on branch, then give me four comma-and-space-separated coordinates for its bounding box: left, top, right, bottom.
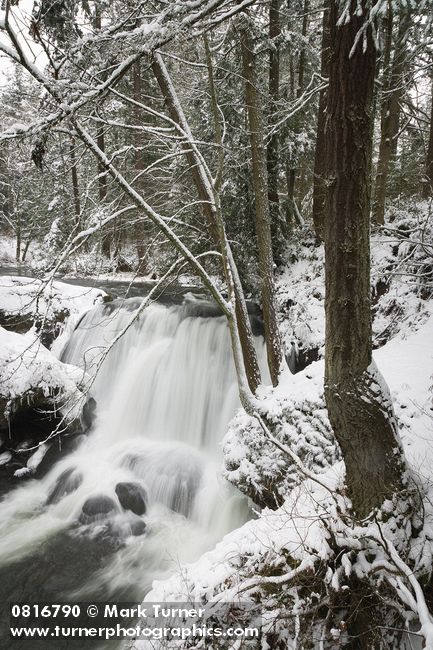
336, 0, 433, 57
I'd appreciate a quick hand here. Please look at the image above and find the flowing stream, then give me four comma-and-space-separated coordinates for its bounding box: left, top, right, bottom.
0, 292, 267, 649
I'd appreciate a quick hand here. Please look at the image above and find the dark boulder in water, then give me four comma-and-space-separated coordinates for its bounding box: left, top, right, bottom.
81, 397, 97, 431
80, 495, 117, 523
128, 517, 147, 537
47, 467, 83, 505
115, 482, 147, 516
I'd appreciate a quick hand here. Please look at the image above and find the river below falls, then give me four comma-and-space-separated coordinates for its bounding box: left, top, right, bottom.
0, 277, 267, 650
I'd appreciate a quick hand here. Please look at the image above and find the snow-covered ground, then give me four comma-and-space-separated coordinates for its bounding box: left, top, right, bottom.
0, 326, 87, 435
277, 200, 433, 360
0, 275, 105, 318
133, 201, 433, 649
0, 276, 105, 453
0, 275, 107, 353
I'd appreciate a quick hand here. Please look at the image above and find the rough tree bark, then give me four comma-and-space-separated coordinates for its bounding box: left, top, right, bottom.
372, 12, 409, 225
297, 0, 309, 96
312, 0, 330, 240
240, 20, 284, 387
267, 0, 282, 259
132, 60, 149, 275
422, 77, 433, 198
324, 0, 407, 519
285, 0, 310, 225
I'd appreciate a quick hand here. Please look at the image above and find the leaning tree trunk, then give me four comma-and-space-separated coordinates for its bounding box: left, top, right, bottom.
152, 52, 262, 393
69, 136, 81, 229
324, 0, 407, 520
240, 20, 284, 387
422, 77, 433, 198
312, 0, 330, 240
96, 127, 112, 257
372, 13, 409, 225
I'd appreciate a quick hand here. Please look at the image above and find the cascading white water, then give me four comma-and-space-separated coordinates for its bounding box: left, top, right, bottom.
0, 294, 267, 600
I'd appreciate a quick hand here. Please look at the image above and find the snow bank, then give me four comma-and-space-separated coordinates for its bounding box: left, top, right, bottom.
277, 200, 433, 365
0, 275, 107, 351
136, 286, 433, 649
0, 326, 87, 430
0, 275, 105, 321
0, 276, 101, 430
374, 305, 433, 478
223, 364, 339, 507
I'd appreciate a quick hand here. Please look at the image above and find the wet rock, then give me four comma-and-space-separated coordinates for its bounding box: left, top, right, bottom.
47, 467, 83, 505
80, 495, 117, 523
0, 451, 12, 466
35, 432, 86, 479
249, 314, 264, 337
81, 397, 97, 431
293, 345, 320, 373
0, 308, 69, 349
128, 517, 147, 537
115, 482, 147, 516
120, 448, 202, 517
0, 406, 80, 496
0, 393, 41, 433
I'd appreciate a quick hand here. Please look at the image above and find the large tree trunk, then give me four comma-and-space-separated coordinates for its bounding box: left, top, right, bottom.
324, 0, 407, 519
22, 239, 31, 262
284, 0, 309, 228
132, 60, 149, 275
372, 13, 409, 225
94, 2, 111, 258
240, 21, 284, 387
422, 78, 433, 198
312, 0, 330, 240
267, 0, 282, 259
297, 0, 309, 96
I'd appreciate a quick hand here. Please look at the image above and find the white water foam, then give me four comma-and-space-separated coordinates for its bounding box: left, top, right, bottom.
0, 296, 267, 598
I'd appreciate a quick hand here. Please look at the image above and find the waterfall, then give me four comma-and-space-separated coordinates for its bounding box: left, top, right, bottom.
62, 296, 248, 452
0, 294, 267, 600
